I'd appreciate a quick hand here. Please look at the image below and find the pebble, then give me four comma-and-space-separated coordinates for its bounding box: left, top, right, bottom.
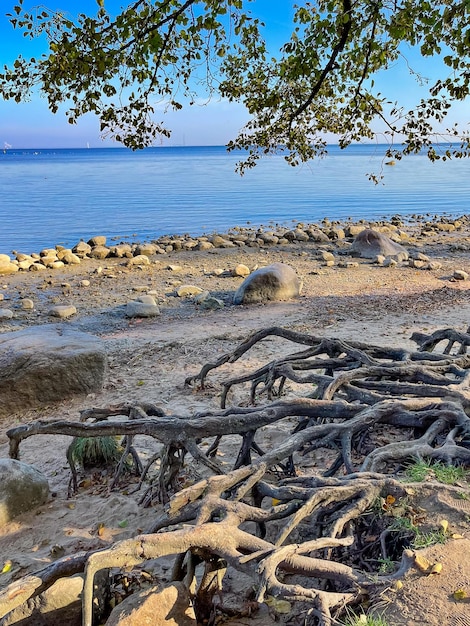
126, 298, 160, 318
232, 264, 250, 277
48, 305, 77, 318
20, 299, 34, 310
176, 285, 204, 297
80, 280, 91, 287
453, 269, 469, 281
0, 309, 13, 320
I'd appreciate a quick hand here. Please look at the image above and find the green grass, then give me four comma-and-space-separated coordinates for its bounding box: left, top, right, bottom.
69, 436, 122, 468
388, 515, 447, 549
404, 459, 468, 485
340, 609, 391, 626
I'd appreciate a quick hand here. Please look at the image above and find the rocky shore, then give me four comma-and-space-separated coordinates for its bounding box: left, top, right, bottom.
1, 214, 470, 335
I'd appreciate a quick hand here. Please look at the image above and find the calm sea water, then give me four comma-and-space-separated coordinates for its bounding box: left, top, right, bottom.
0, 144, 468, 255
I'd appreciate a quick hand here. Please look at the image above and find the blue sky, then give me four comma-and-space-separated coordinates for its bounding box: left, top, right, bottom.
0, 1, 467, 149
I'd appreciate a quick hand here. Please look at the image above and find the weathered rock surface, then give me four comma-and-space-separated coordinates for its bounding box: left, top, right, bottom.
233, 262, 302, 305
0, 459, 49, 525
350, 228, 409, 260
126, 296, 160, 318
0, 325, 107, 416
105, 582, 196, 626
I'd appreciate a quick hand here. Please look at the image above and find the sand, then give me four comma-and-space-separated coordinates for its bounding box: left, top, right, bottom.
1, 220, 470, 625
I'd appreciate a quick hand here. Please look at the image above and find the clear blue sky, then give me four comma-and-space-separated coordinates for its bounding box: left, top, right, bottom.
0, 1, 466, 149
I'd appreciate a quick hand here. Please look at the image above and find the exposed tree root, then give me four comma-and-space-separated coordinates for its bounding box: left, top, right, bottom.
2, 327, 470, 625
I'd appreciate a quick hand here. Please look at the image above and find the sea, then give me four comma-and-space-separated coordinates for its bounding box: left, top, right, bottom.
0, 144, 469, 255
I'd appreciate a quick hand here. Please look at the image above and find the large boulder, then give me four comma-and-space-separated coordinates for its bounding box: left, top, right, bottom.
0, 325, 107, 416
0, 459, 49, 525
350, 229, 409, 260
233, 262, 301, 305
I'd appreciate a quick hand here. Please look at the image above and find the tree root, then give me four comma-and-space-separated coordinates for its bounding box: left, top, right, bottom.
3, 327, 470, 625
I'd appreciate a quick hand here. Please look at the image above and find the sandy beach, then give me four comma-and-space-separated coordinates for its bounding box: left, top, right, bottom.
1, 217, 470, 625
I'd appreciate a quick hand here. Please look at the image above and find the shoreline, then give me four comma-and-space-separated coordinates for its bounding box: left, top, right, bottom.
1, 213, 469, 272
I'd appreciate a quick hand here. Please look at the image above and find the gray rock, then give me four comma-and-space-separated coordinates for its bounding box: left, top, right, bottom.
0, 309, 14, 320
0, 325, 107, 416
48, 305, 77, 318
126, 298, 160, 318
0, 459, 49, 525
351, 229, 409, 260
232, 264, 251, 277
20, 298, 34, 310
233, 262, 301, 305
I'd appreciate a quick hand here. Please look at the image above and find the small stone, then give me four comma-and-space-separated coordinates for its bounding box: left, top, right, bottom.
197, 241, 214, 251
126, 300, 160, 318
232, 264, 250, 277
375, 255, 386, 266
126, 255, 150, 267
453, 269, 469, 281
48, 305, 77, 318
426, 261, 442, 271
29, 263, 47, 271
21, 298, 34, 310
176, 285, 204, 297
0, 309, 14, 320
320, 251, 335, 263
90, 245, 111, 260
167, 265, 183, 272
0, 293, 4, 301
383, 257, 398, 268
80, 279, 91, 287
87, 235, 107, 246
200, 297, 224, 310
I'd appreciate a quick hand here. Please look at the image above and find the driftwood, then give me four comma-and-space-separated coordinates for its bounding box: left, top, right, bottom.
2, 327, 470, 626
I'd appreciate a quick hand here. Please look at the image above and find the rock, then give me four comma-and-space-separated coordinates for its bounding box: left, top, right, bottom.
427, 261, 442, 271
87, 235, 107, 246
0, 255, 19, 275
211, 234, 235, 248
126, 297, 161, 318
126, 255, 151, 267
2, 575, 85, 626
80, 279, 91, 287
29, 263, 48, 271
134, 243, 158, 256
320, 251, 335, 263
0, 459, 49, 525
0, 309, 14, 320
105, 582, 196, 626
72, 241, 92, 256
195, 292, 224, 310
109, 243, 133, 258
196, 240, 214, 251
176, 285, 204, 297
90, 245, 111, 260
58, 250, 81, 265
20, 298, 34, 310
232, 264, 251, 277
453, 269, 469, 281
233, 262, 301, 305
0, 325, 107, 416
48, 305, 77, 318
351, 229, 409, 260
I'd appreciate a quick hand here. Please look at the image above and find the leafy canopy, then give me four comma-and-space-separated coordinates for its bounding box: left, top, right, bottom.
1, 0, 469, 172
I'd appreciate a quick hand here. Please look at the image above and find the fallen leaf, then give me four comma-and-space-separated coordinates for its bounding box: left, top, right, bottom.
453, 589, 468, 601
118, 520, 128, 528
439, 519, 449, 534
429, 562, 442, 575
1, 561, 12, 574
414, 554, 432, 573
392, 580, 403, 591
